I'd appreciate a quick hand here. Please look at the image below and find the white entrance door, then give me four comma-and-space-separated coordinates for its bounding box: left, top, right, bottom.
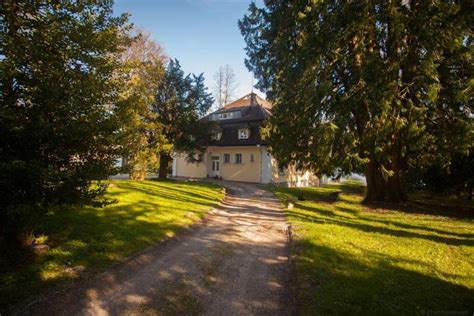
211, 155, 220, 177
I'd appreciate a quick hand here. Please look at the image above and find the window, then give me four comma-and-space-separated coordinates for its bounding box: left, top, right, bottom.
211, 131, 222, 140
250, 154, 254, 162
219, 111, 234, 119
235, 153, 242, 164
224, 153, 230, 163
197, 153, 204, 162
238, 128, 250, 139
214, 111, 241, 120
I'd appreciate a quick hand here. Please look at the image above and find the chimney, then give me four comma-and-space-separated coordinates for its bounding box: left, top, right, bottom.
250, 92, 257, 106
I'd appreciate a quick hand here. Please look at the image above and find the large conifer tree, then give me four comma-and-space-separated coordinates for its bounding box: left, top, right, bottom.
154, 59, 214, 178
240, 0, 473, 202
0, 2, 131, 247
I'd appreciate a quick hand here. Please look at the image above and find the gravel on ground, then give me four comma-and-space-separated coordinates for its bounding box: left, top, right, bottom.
23, 181, 292, 316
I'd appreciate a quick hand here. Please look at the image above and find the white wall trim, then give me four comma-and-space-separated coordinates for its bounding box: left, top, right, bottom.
172, 154, 177, 177
260, 146, 272, 184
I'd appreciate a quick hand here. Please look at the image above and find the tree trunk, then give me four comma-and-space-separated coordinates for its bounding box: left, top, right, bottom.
364, 159, 406, 204
386, 168, 406, 203
0, 224, 6, 256
467, 182, 473, 201
159, 153, 170, 179
364, 161, 386, 202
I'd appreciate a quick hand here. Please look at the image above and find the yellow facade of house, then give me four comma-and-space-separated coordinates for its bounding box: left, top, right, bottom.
172, 146, 319, 187
171, 93, 319, 187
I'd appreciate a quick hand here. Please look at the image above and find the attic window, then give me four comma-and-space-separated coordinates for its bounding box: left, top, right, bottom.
211, 131, 222, 140
238, 128, 250, 139
215, 111, 241, 120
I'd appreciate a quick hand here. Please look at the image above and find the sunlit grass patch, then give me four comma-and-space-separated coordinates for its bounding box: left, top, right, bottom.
273, 181, 474, 314
0, 179, 223, 310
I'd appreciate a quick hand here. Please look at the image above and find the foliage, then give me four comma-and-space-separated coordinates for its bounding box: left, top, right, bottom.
153, 59, 214, 178
0, 1, 132, 247
213, 64, 239, 108
273, 181, 474, 314
0, 180, 224, 310
240, 1, 474, 202
116, 30, 167, 180
406, 152, 474, 200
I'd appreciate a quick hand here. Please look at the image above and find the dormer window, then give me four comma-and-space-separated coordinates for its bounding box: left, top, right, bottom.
238, 128, 250, 139
209, 111, 242, 121
211, 131, 222, 140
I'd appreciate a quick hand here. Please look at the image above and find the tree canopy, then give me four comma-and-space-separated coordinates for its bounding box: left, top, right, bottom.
116, 30, 167, 180
240, 0, 473, 202
213, 64, 239, 108
0, 1, 132, 247
154, 59, 214, 178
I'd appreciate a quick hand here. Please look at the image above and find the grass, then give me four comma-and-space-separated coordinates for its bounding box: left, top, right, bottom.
273, 180, 474, 314
0, 179, 224, 310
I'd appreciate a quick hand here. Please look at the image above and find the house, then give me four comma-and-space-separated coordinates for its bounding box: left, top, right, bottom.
172, 92, 319, 187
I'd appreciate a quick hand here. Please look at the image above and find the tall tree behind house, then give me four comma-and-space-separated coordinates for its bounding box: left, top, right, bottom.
154, 59, 214, 179
213, 64, 239, 108
117, 29, 167, 180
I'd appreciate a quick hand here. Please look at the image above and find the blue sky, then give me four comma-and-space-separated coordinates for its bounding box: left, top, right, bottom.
113, 0, 264, 100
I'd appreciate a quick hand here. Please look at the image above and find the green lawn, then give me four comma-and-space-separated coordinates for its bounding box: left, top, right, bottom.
0, 179, 224, 309
273, 181, 474, 314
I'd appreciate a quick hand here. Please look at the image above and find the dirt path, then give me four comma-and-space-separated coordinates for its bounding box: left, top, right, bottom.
24, 181, 292, 315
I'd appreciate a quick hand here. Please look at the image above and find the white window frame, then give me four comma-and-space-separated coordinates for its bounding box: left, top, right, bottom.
238, 128, 250, 139
235, 153, 242, 164
219, 112, 232, 119
211, 131, 222, 140
223, 153, 230, 163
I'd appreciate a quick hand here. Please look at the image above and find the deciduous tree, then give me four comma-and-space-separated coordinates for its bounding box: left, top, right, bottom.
213, 64, 238, 108
117, 30, 167, 180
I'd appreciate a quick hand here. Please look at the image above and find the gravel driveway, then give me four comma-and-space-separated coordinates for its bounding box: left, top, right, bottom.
25, 181, 292, 315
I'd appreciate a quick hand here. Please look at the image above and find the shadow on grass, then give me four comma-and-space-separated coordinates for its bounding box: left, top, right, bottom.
294, 240, 474, 314
0, 180, 223, 311
278, 180, 474, 220
288, 206, 474, 246
272, 180, 474, 313
365, 199, 474, 220
15, 180, 471, 315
